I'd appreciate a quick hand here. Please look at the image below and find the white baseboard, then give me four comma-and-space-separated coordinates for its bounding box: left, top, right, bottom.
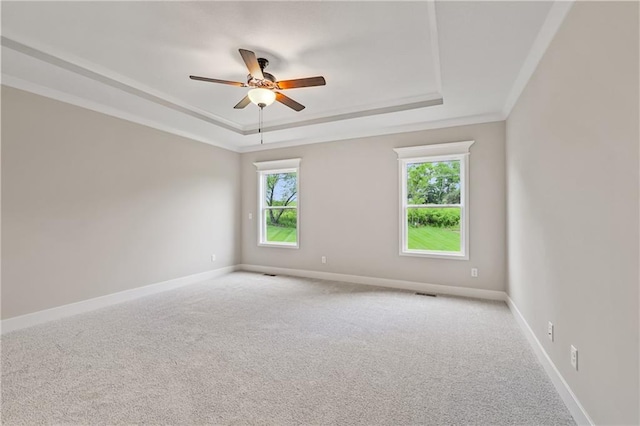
506, 296, 594, 425
1, 265, 238, 334
239, 264, 591, 425
238, 264, 506, 301
1, 262, 591, 426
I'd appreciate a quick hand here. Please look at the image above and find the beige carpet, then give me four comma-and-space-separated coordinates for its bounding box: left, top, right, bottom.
2, 272, 575, 425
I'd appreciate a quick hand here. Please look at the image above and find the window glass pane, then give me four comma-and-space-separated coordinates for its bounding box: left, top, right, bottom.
407, 161, 460, 205
265, 208, 297, 244
407, 207, 460, 252
265, 172, 297, 207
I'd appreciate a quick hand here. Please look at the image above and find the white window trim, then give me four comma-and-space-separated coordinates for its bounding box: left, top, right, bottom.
394, 141, 474, 260
254, 158, 301, 249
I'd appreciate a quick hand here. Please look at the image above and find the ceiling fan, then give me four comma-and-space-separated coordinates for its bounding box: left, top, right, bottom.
189, 49, 326, 112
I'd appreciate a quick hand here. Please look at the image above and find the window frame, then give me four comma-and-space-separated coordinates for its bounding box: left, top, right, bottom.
254, 158, 301, 249
394, 141, 474, 260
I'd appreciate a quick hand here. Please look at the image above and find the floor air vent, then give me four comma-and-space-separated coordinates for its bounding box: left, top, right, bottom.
263, 273, 277, 277
415, 292, 437, 297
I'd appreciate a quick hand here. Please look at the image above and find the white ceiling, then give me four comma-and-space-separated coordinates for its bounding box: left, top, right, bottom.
1, 1, 569, 152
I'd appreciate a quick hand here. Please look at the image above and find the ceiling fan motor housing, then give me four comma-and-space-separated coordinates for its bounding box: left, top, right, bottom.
257, 57, 269, 70
190, 48, 322, 112
247, 57, 277, 88
248, 75, 276, 88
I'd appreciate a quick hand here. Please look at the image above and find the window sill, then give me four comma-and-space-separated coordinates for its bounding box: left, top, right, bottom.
258, 242, 299, 249
400, 250, 468, 260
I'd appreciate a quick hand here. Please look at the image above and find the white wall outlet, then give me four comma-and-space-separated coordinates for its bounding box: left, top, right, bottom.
570, 345, 578, 370
548, 322, 554, 342
471, 268, 478, 278
321, 256, 327, 264
211, 254, 216, 262
248, 213, 253, 220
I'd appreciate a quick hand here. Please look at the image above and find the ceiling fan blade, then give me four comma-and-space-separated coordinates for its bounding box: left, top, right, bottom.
239, 49, 264, 80
276, 76, 326, 90
233, 95, 251, 109
189, 75, 246, 87
276, 92, 305, 112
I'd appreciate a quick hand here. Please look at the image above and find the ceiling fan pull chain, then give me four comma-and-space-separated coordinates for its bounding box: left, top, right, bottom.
259, 106, 264, 144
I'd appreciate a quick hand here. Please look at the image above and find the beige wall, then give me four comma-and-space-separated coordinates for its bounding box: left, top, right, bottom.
506, 2, 639, 424
1, 86, 241, 319
4, 3, 638, 421
241, 122, 506, 292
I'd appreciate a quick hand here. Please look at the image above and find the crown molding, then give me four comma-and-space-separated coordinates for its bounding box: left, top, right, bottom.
1, 75, 240, 153
1, 34, 243, 133
239, 112, 505, 153
243, 0, 444, 134
1, 31, 444, 137
502, 0, 575, 118
245, 95, 444, 135
4, 72, 502, 156
2, 2, 517, 154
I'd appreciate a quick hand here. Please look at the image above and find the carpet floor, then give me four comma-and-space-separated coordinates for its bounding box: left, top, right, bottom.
2, 272, 575, 425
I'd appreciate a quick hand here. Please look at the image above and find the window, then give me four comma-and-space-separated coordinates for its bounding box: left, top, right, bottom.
254, 158, 301, 248
394, 141, 474, 259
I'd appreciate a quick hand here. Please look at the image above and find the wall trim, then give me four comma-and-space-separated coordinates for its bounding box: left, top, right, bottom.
0, 260, 591, 425
1, 75, 239, 153
395, 144, 472, 261
1, 265, 238, 334
238, 264, 590, 425
239, 113, 505, 153
506, 295, 594, 426
3, 75, 504, 155
253, 158, 301, 171
1, 33, 443, 137
246, 96, 444, 135
1, 35, 242, 133
238, 264, 506, 301
393, 140, 475, 159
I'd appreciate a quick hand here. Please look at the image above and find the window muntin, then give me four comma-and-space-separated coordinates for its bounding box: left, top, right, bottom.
395, 142, 472, 260
257, 166, 299, 248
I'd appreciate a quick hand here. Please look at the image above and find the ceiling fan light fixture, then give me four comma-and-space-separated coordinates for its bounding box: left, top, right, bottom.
248, 88, 276, 107
190, 48, 324, 112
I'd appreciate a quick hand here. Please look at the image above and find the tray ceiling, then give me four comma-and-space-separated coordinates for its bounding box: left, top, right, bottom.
1, 1, 564, 152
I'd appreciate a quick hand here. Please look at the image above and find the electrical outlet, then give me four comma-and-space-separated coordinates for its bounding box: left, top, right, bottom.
248, 213, 253, 220
548, 322, 554, 342
321, 256, 327, 264
471, 268, 478, 278
211, 254, 216, 262
570, 345, 578, 370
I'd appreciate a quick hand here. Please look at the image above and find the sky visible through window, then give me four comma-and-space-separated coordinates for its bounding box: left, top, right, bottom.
266, 172, 297, 206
